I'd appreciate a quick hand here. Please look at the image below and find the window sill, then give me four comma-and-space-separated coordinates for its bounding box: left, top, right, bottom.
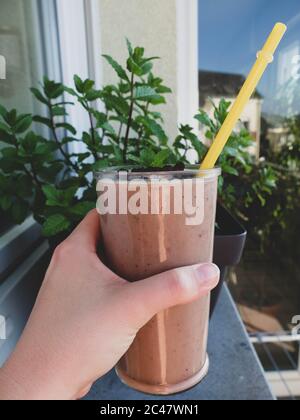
0, 217, 42, 283
0, 241, 49, 366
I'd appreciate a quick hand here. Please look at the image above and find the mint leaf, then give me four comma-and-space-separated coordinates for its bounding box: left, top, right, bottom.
102, 55, 129, 81
70, 201, 95, 217
42, 214, 71, 237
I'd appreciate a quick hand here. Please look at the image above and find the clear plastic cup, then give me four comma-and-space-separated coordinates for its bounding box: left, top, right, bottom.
96, 166, 221, 395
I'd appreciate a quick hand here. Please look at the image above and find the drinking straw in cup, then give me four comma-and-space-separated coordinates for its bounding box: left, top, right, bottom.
200, 22, 287, 171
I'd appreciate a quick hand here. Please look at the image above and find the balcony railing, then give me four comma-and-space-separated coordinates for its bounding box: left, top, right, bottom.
250, 332, 300, 400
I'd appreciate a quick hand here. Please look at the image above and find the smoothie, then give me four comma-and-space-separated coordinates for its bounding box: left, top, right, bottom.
96, 168, 220, 395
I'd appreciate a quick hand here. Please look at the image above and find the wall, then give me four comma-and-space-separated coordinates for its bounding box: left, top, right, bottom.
98, 0, 178, 141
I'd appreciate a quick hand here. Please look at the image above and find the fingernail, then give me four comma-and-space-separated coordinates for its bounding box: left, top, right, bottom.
195, 263, 220, 288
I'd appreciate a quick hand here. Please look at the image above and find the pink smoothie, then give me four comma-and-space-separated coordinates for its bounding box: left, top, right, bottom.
97, 168, 220, 395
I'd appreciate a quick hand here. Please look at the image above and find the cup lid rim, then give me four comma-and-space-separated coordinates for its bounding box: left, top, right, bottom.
95, 165, 221, 178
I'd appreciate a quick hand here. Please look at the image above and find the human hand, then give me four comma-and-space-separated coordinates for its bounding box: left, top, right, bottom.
0, 210, 219, 400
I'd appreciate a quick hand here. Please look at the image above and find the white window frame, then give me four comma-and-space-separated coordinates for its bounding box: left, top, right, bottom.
56, 0, 103, 152
176, 0, 199, 131
0, 0, 101, 278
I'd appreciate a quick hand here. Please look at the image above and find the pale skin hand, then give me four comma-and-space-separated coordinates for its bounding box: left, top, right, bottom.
0, 210, 220, 400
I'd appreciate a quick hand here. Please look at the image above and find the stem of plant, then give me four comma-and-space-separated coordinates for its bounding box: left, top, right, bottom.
117, 122, 123, 144
49, 102, 78, 172
30, 160, 44, 190
85, 101, 98, 162
12, 134, 43, 190
123, 73, 135, 163
136, 102, 150, 156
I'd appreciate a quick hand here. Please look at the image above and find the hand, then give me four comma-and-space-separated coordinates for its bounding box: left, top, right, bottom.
0, 210, 219, 400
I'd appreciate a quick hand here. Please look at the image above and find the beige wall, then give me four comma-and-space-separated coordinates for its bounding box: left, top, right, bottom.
98, 0, 178, 141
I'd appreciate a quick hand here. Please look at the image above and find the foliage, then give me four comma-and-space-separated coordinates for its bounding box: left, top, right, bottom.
0, 40, 290, 247
193, 102, 299, 268
0, 41, 177, 236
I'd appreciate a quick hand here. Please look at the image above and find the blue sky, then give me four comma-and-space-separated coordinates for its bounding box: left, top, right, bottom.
198, 0, 300, 102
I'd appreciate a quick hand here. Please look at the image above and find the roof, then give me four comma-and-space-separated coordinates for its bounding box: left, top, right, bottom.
199, 70, 263, 106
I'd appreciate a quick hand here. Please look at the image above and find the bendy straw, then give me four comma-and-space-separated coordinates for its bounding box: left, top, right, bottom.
200, 22, 287, 171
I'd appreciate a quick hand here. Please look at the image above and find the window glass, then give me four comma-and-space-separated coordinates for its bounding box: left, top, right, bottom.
199, 0, 300, 390
0, 0, 61, 234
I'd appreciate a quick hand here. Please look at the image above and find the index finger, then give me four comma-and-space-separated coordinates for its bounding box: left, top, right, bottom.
68, 209, 100, 252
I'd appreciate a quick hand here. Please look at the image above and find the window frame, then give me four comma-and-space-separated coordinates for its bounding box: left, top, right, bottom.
176, 0, 199, 131
0, 0, 101, 274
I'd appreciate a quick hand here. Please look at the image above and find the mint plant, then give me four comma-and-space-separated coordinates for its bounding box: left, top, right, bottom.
0, 40, 279, 243
0, 41, 179, 237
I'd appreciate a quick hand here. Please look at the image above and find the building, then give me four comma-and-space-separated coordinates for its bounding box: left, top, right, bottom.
199, 70, 264, 158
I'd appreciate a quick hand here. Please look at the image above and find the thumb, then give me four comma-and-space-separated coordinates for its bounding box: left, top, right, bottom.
123, 263, 220, 328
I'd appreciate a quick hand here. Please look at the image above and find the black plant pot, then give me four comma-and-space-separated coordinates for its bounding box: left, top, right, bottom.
210, 205, 247, 317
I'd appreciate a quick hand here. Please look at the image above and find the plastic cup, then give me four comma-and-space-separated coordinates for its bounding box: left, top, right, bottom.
96, 166, 221, 395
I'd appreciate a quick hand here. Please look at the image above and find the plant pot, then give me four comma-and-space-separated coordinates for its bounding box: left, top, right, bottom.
210, 205, 247, 316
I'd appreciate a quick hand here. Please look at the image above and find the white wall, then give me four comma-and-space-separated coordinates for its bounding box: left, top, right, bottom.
98, 0, 179, 141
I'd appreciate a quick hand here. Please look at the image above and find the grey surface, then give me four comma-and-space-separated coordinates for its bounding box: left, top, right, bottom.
86, 286, 274, 401
0, 242, 48, 366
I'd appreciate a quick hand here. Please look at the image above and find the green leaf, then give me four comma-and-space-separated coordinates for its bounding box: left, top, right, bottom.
92, 159, 110, 171
94, 112, 107, 127
35, 142, 58, 155
74, 75, 84, 93
43, 78, 64, 99
4, 109, 17, 126
0, 129, 13, 144
102, 55, 129, 81
30, 88, 49, 105
33, 116, 52, 129
133, 47, 145, 62
1, 147, 17, 158
13, 115, 32, 134
12, 201, 29, 224
140, 149, 156, 167
0, 121, 10, 132
104, 95, 130, 114
145, 118, 168, 143
56, 122, 77, 135
224, 146, 239, 158
77, 152, 90, 163
139, 61, 153, 76
42, 185, 62, 206
0, 104, 8, 118
0, 156, 23, 173
86, 90, 101, 102
0, 195, 12, 211
20, 132, 38, 154
102, 122, 116, 135
127, 57, 142, 76
156, 85, 172, 94
134, 86, 158, 101
69, 201, 95, 217
179, 125, 207, 162
148, 95, 166, 105
84, 79, 95, 93
126, 38, 133, 56
39, 163, 64, 182
222, 164, 239, 176
151, 150, 170, 167
42, 214, 71, 237
194, 111, 215, 130
52, 106, 67, 117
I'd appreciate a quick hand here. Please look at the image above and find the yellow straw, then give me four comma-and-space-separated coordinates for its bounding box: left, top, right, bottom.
200, 22, 287, 171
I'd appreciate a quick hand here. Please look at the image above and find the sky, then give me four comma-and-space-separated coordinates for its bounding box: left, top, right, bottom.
198, 0, 300, 112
